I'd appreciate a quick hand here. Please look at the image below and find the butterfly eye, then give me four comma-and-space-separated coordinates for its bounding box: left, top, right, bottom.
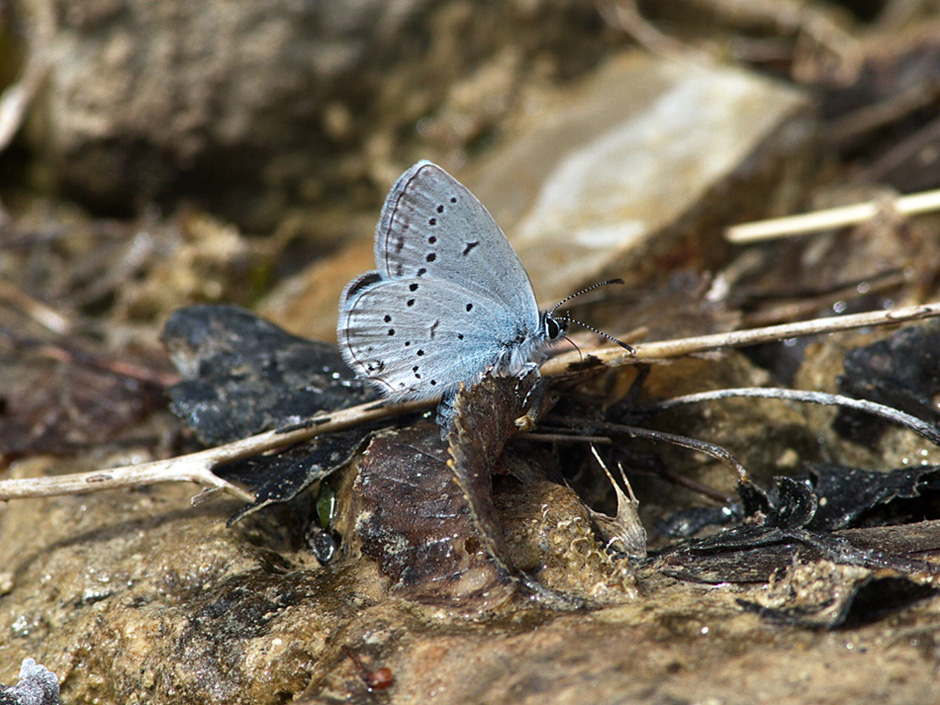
546, 317, 563, 340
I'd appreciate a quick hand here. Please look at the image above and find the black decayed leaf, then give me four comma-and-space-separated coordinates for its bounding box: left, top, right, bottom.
834, 321, 940, 446
657, 465, 940, 593
218, 432, 370, 525
806, 464, 940, 530
162, 304, 379, 445
161, 305, 382, 521
663, 463, 940, 538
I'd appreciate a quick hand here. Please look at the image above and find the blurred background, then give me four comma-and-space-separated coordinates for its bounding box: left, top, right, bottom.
1, 0, 937, 343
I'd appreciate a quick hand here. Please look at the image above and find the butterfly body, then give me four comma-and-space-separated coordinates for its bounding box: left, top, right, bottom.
337, 160, 566, 405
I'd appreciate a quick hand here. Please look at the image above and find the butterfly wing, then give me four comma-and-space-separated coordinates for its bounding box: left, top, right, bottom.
374, 161, 539, 327
338, 273, 523, 401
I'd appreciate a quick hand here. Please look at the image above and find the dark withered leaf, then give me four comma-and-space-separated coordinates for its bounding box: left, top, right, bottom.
771, 476, 818, 530
658, 469, 940, 585
353, 425, 515, 608
806, 464, 940, 530
658, 542, 802, 584
658, 522, 939, 585
834, 322, 940, 447
161, 305, 385, 522
662, 464, 940, 540
738, 570, 938, 629
446, 374, 536, 578
0, 354, 165, 455
218, 431, 369, 525
737, 477, 774, 518
162, 304, 379, 445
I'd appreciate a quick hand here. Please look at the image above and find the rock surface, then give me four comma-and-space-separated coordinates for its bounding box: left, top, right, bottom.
12, 0, 615, 228
470, 53, 815, 304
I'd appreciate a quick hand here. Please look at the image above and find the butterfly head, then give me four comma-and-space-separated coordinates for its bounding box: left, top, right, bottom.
546, 279, 636, 354
540, 310, 570, 343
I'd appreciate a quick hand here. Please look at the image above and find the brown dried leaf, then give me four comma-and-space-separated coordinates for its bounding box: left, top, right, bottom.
351, 425, 515, 609
445, 374, 535, 578
0, 351, 166, 456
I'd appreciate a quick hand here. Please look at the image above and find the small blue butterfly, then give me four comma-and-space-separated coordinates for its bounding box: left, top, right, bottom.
337, 161, 629, 419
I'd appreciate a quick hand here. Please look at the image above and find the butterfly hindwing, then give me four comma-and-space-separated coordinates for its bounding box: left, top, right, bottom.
338, 274, 523, 401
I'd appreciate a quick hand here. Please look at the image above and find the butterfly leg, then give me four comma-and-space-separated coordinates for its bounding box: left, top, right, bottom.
515, 364, 546, 432
436, 391, 458, 439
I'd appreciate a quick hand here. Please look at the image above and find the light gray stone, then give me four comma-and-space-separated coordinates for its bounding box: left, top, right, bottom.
463, 52, 817, 304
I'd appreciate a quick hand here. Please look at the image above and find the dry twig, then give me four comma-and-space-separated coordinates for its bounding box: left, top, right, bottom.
725, 189, 940, 243
2, 302, 940, 504
546, 301, 940, 370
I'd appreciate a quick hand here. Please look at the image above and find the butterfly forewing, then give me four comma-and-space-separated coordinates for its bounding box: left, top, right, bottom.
375, 161, 539, 323
338, 275, 521, 401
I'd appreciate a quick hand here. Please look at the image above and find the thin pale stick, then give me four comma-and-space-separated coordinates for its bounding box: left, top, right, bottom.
0, 399, 429, 503
644, 388, 940, 446
0, 57, 47, 152
725, 189, 940, 243
543, 301, 940, 373
551, 415, 748, 483
5, 303, 940, 503
0, 281, 72, 335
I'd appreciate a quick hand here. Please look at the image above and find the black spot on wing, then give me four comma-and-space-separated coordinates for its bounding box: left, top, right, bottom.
462, 241, 479, 256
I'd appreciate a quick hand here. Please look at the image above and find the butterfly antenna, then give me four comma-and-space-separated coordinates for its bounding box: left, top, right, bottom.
548, 278, 625, 316
566, 317, 635, 353
550, 279, 635, 354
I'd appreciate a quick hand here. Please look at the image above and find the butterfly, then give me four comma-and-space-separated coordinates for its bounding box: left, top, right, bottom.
337, 160, 629, 417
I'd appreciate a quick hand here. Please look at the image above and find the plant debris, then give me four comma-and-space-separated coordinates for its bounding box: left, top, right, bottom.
162, 304, 380, 445
834, 320, 940, 446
